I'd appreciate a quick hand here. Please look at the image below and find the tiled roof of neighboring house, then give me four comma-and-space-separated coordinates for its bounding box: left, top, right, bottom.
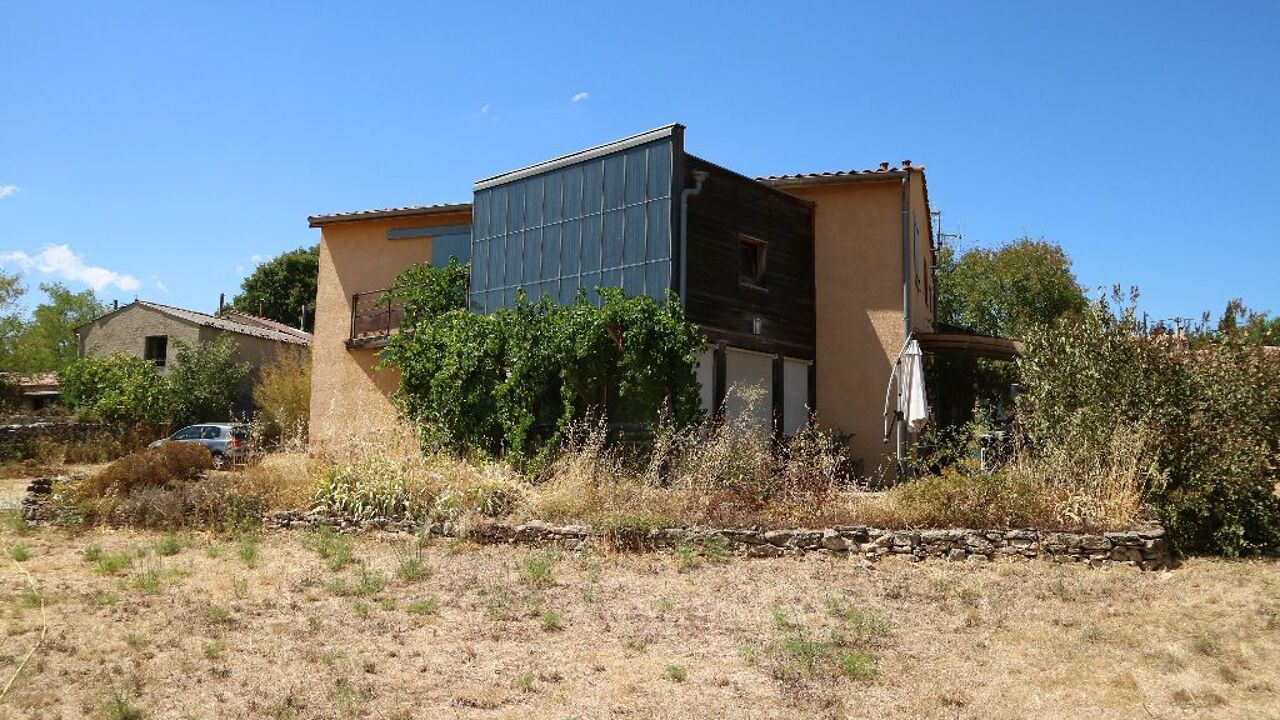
77, 301, 312, 345
0, 372, 60, 392
136, 301, 312, 345
307, 202, 473, 227
219, 309, 313, 341
756, 161, 922, 186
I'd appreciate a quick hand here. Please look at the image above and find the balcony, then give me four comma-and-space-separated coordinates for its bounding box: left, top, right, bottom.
347, 288, 405, 348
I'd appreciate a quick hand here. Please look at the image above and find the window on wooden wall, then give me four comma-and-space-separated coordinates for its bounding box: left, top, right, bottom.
144, 335, 168, 367
738, 235, 767, 289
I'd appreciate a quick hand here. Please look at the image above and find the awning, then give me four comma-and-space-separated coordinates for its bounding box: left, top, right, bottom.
914, 330, 1024, 361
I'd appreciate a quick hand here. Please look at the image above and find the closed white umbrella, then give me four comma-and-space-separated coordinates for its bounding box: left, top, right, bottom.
899, 339, 929, 432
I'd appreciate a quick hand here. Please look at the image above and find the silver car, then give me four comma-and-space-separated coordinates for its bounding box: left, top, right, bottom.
149, 423, 251, 470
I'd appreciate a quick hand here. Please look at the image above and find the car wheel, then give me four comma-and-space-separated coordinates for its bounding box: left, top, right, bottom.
211, 452, 226, 471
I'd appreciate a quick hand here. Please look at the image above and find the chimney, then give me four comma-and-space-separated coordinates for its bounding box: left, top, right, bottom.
218, 293, 225, 313
113, 299, 119, 310
902, 159, 912, 168
879, 162, 890, 171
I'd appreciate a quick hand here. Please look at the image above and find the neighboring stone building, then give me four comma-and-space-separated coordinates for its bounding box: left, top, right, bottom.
306, 124, 1016, 478
74, 300, 311, 413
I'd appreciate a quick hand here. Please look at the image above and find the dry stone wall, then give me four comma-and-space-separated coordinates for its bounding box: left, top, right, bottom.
21, 478, 1173, 570
267, 510, 1172, 570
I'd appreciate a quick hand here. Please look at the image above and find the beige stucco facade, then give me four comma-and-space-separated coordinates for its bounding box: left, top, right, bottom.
78, 304, 204, 369
771, 169, 934, 478
307, 169, 935, 477
308, 210, 472, 456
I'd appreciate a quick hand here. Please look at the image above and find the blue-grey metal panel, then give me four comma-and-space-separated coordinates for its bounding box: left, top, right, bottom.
469, 133, 678, 313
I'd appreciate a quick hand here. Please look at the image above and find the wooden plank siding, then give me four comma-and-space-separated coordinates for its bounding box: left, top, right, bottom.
681, 155, 816, 360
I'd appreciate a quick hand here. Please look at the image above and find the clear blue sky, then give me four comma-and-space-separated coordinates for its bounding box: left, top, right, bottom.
1, 1, 1276, 325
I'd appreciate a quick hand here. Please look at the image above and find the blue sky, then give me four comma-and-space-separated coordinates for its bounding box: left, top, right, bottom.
1, 1, 1276, 325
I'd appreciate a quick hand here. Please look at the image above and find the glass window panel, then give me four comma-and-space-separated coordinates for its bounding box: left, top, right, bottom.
564, 165, 584, 217
622, 265, 645, 298
560, 218, 581, 277
505, 230, 523, 287
523, 226, 541, 285
623, 203, 646, 265
544, 170, 564, 223
542, 224, 561, 281
581, 215, 601, 273
525, 175, 543, 228
602, 209, 623, 268
646, 259, 671, 297
489, 187, 507, 238
603, 154, 625, 210
488, 238, 504, 288
647, 144, 672, 198
580, 272, 600, 301
583, 162, 603, 215
646, 199, 670, 261
599, 267, 622, 294
506, 183, 524, 231
559, 275, 580, 305
473, 191, 490, 240
624, 147, 648, 205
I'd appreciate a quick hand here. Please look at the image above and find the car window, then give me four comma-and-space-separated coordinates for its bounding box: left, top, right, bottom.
172, 426, 202, 441
230, 428, 249, 441
200, 427, 222, 440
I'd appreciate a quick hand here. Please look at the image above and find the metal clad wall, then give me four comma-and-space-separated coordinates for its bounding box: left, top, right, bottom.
469, 137, 675, 313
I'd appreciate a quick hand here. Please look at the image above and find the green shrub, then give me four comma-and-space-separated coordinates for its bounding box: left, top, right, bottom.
1018, 293, 1280, 555
382, 260, 706, 461
251, 350, 310, 446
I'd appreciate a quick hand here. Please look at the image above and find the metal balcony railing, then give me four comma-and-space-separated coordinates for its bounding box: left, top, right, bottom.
349, 288, 405, 343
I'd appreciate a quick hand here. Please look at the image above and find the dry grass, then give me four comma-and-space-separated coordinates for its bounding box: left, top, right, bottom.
1, 520, 1278, 719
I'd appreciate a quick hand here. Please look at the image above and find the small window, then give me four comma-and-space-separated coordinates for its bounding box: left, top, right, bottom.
200, 427, 222, 440
913, 220, 921, 289
144, 335, 168, 367
739, 235, 767, 288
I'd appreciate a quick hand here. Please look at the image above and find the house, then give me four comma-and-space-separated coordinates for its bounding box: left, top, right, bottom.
74, 300, 311, 413
0, 373, 61, 412
307, 124, 1009, 476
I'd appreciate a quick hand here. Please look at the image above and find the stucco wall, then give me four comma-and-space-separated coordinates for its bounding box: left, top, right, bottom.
77, 304, 202, 371
309, 212, 472, 456
775, 172, 931, 479
197, 326, 307, 412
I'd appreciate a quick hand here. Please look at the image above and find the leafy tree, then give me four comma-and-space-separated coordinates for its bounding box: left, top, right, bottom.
232, 245, 319, 331
382, 260, 706, 461
168, 334, 251, 425
936, 236, 1086, 338
60, 335, 249, 428
59, 354, 172, 427
0, 270, 25, 367
1204, 299, 1280, 346
8, 283, 106, 372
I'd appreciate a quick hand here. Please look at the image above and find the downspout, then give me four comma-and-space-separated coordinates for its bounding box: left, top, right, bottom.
678, 169, 710, 306
897, 167, 912, 473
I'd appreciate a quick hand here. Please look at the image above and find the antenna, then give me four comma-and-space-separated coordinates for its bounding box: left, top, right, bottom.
931, 210, 962, 249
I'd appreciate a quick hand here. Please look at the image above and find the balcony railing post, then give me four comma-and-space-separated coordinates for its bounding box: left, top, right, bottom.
350, 293, 359, 340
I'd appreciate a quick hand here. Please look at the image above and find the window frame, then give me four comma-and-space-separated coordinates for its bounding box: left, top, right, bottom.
737, 234, 768, 291
144, 335, 168, 368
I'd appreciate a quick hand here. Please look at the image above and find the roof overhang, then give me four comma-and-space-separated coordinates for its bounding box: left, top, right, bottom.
474, 124, 683, 191
915, 331, 1024, 361
758, 170, 909, 190
308, 203, 473, 228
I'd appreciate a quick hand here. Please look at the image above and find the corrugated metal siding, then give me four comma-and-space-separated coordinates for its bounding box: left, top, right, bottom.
469, 137, 677, 313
